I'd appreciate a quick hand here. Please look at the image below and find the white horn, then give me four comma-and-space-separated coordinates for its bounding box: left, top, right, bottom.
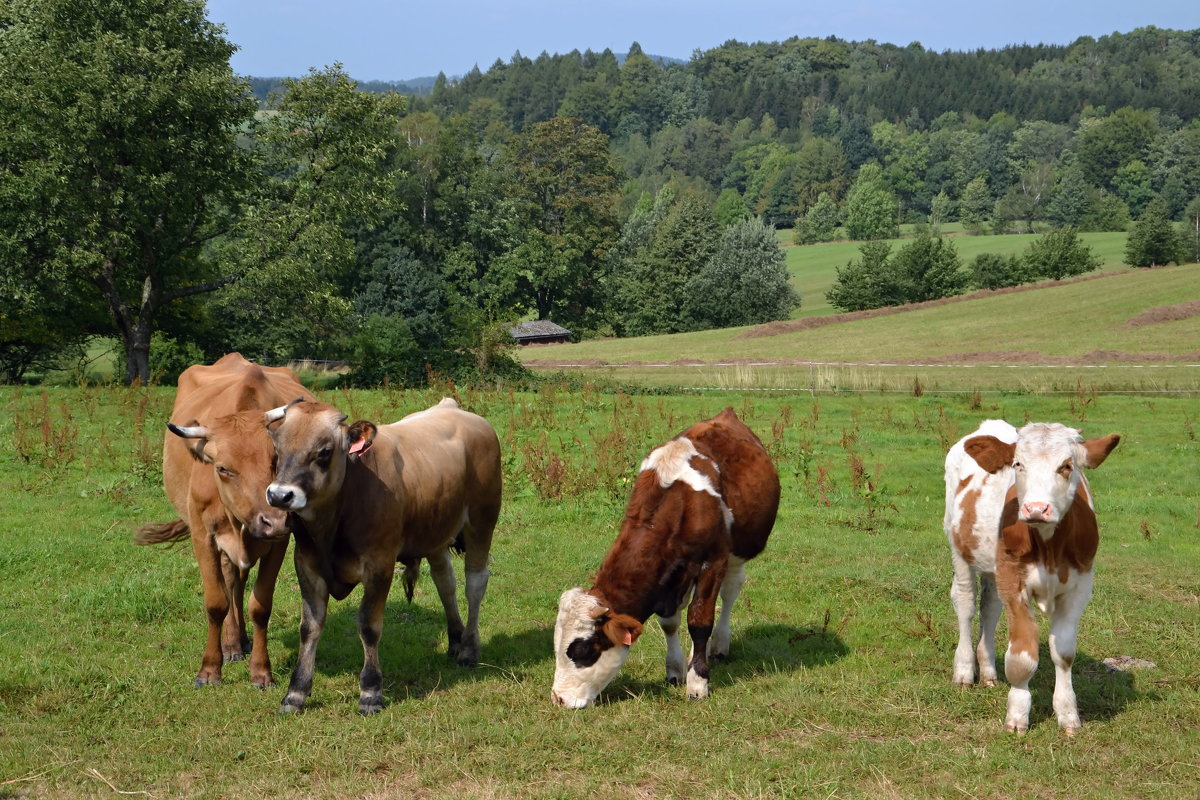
264, 405, 289, 423
167, 422, 207, 439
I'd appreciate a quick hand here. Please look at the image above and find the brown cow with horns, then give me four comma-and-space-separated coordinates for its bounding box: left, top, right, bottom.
263, 397, 502, 715
137, 353, 314, 688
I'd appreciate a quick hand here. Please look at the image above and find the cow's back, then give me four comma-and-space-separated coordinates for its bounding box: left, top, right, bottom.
681, 407, 780, 561
342, 399, 501, 556
164, 353, 310, 516
944, 419, 1017, 573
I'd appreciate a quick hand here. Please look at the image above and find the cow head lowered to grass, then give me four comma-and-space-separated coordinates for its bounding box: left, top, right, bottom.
552, 408, 780, 709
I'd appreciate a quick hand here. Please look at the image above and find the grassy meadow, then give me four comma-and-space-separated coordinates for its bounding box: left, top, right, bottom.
2, 382, 1198, 798
778, 226, 1132, 318
521, 253, 1200, 394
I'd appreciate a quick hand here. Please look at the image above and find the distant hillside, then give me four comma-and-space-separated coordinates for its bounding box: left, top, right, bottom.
246, 52, 682, 104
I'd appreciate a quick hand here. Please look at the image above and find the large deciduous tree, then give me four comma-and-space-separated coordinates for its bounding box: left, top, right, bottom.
0, 0, 257, 384
207, 66, 406, 362
498, 117, 621, 331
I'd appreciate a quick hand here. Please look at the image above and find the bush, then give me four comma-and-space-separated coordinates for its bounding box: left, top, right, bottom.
1023, 228, 1102, 280
971, 253, 1029, 290
148, 333, 205, 385
1125, 198, 1186, 267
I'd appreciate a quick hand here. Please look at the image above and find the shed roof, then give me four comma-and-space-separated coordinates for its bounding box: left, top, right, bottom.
509, 320, 572, 339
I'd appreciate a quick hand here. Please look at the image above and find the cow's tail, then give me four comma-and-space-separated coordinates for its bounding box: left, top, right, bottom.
134, 518, 190, 546
401, 558, 421, 603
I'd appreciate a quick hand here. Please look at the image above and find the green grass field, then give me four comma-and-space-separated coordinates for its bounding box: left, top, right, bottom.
521, 255, 1200, 394
778, 227, 1131, 318
2, 384, 1198, 798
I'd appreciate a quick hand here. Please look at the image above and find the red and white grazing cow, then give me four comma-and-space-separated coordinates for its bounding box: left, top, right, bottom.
263, 397, 502, 715
137, 353, 314, 688
551, 408, 780, 708
946, 420, 1120, 733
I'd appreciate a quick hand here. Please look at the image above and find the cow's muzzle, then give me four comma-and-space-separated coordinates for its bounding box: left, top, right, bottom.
266, 483, 306, 511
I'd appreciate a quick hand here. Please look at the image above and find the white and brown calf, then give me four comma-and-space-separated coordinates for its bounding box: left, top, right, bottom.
551, 408, 780, 709
948, 421, 1120, 733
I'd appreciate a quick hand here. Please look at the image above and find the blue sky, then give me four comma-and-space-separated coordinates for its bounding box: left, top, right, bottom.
204, 0, 1200, 81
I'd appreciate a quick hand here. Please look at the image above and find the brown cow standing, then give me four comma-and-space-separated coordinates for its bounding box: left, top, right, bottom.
137, 353, 314, 688
263, 397, 502, 715
551, 408, 780, 708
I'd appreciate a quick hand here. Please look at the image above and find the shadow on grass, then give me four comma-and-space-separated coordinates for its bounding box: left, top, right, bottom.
599, 620, 850, 706
1024, 647, 1148, 728
274, 594, 563, 708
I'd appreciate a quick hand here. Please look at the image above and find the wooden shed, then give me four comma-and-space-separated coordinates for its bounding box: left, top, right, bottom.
509, 320, 572, 346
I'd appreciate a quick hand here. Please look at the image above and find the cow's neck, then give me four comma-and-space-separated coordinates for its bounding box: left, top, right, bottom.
590, 529, 690, 623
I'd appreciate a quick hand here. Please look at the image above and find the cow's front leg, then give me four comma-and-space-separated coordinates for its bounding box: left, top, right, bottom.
191, 517, 230, 687
356, 567, 394, 715
280, 555, 328, 714
686, 558, 727, 700
219, 553, 251, 662
427, 549, 469, 664
1049, 574, 1093, 734
1002, 600, 1040, 732
247, 540, 288, 689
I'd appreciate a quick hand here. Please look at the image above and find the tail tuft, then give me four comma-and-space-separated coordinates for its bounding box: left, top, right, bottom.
401, 558, 421, 602
134, 518, 190, 546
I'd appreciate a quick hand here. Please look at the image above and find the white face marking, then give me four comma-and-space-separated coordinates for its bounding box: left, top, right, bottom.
1012, 423, 1087, 526
551, 588, 630, 709
640, 437, 734, 529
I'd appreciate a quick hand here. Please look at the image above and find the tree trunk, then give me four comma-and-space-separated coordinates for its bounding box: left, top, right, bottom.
122, 319, 153, 385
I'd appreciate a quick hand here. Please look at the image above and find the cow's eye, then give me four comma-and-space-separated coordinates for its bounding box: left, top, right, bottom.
216, 465, 235, 478
315, 446, 332, 466
1011, 460, 1023, 471
1058, 461, 1072, 476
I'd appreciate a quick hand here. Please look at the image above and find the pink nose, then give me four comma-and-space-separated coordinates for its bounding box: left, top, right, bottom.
1020, 502, 1055, 523
550, 691, 564, 706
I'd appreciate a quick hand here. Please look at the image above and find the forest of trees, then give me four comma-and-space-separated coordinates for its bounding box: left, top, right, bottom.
2, 0, 1198, 385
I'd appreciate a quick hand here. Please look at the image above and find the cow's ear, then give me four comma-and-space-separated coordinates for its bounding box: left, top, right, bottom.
346, 421, 377, 461
1001, 522, 1034, 558
1082, 434, 1120, 469
168, 421, 211, 463
601, 613, 643, 648
963, 435, 1016, 474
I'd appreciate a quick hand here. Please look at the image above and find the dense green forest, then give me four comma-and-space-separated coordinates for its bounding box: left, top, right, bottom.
2, 0, 1198, 385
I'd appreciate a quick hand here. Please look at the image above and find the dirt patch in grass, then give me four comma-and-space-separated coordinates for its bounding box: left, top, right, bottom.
1120, 300, 1200, 329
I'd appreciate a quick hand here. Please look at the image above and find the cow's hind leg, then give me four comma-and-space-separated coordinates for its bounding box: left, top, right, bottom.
685, 557, 727, 700
457, 507, 497, 667
949, 554, 979, 686
356, 567, 394, 716
280, 557, 329, 714
976, 573, 1002, 687
708, 556, 746, 662
427, 549, 468, 664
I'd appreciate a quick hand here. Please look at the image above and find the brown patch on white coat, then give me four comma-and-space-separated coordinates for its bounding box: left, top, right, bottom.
953, 421, 1119, 734
551, 408, 780, 708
